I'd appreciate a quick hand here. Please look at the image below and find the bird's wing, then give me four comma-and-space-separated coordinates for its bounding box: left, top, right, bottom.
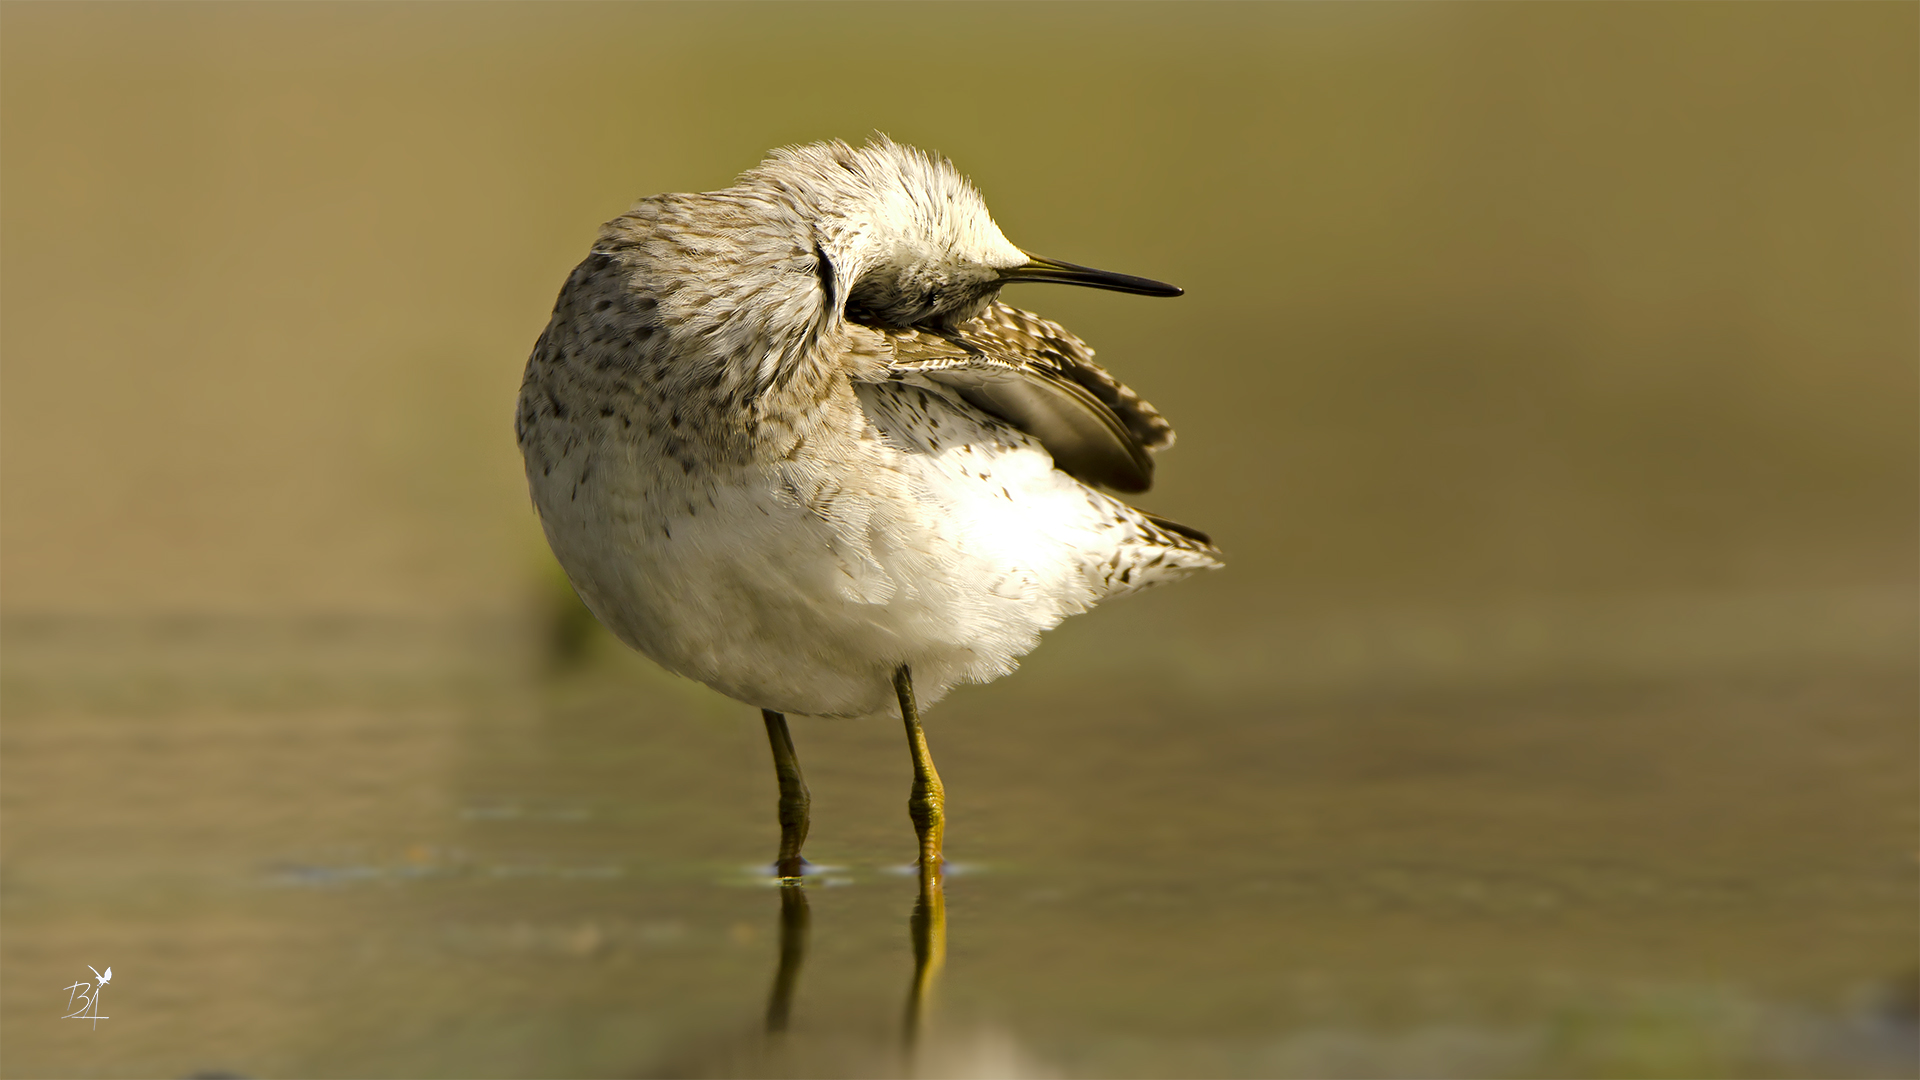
877, 302, 1174, 493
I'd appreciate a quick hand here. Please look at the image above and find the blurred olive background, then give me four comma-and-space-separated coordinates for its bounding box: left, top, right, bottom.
2, 4, 1914, 1078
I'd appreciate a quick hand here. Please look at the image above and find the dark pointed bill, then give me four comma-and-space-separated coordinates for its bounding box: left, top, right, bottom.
999, 256, 1183, 297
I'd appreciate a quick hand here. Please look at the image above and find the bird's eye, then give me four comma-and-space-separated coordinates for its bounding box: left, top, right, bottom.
813, 245, 836, 307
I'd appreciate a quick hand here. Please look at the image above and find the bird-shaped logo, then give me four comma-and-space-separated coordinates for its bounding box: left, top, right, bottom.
62, 964, 112, 1026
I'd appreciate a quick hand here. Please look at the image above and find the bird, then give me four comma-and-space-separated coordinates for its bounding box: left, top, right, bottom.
515, 137, 1221, 877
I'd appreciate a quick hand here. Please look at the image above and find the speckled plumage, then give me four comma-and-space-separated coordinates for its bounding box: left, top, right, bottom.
516, 138, 1220, 719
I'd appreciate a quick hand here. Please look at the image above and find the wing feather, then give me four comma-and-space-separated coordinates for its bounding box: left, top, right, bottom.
875, 302, 1174, 493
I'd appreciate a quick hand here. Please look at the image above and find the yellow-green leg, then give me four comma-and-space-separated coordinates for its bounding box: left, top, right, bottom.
894, 665, 945, 871
893, 666, 947, 1048
762, 709, 810, 880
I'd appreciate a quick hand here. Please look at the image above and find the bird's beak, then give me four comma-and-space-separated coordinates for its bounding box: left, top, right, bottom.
999, 255, 1183, 297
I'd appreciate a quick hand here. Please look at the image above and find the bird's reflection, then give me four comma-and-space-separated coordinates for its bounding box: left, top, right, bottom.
763, 882, 810, 1033
760, 866, 948, 1051
903, 863, 946, 1047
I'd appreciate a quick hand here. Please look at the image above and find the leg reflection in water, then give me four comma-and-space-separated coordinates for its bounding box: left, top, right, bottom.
764, 882, 810, 1034
759, 867, 949, 1054
903, 861, 947, 1049
761, 869, 949, 1046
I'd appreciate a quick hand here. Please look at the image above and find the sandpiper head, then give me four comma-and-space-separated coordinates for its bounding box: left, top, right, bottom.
745, 137, 1181, 330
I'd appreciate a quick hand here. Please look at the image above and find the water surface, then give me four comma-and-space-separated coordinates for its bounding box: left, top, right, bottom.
4, 601, 1913, 1077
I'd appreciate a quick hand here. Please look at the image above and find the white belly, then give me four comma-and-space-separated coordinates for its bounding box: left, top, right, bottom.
531, 380, 1213, 718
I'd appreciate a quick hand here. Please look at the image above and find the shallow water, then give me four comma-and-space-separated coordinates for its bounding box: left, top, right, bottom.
3, 601, 1914, 1078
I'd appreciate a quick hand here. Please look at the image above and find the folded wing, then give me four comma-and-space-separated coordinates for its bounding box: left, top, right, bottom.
877, 302, 1173, 493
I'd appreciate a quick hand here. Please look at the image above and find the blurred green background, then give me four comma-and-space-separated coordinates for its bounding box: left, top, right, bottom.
3, 4, 1914, 1078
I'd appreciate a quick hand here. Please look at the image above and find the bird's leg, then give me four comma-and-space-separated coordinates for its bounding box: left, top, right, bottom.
894, 665, 945, 872
762, 709, 811, 879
